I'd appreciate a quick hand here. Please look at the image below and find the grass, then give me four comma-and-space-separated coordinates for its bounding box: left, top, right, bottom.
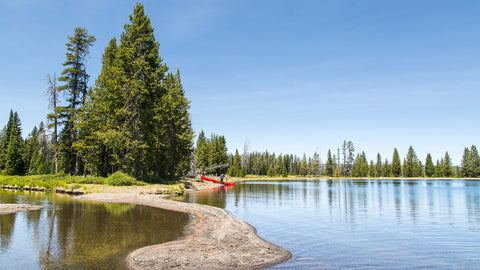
0, 173, 148, 191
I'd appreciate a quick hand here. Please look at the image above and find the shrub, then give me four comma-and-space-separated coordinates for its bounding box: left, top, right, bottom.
107, 171, 137, 186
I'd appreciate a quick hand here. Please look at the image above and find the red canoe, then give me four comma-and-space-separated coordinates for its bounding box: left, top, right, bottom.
201, 176, 235, 186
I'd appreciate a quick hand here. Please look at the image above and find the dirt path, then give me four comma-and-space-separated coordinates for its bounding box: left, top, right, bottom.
0, 204, 45, 215
73, 193, 291, 269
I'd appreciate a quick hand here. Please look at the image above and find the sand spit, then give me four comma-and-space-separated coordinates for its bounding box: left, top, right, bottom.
0, 204, 46, 215
73, 193, 291, 269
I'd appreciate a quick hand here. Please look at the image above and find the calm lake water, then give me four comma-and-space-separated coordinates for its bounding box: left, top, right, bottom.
180, 179, 480, 269
0, 190, 189, 270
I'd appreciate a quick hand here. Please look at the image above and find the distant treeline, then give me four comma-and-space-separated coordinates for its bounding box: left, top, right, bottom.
207, 140, 479, 178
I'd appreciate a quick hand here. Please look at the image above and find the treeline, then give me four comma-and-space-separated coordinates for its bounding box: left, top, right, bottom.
0, 4, 194, 182
219, 140, 480, 178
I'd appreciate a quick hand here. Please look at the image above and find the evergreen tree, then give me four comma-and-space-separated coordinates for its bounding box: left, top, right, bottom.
403, 146, 422, 177
382, 158, 391, 177
300, 154, 308, 176
326, 149, 334, 176
368, 160, 375, 177
352, 151, 368, 177
310, 152, 321, 176
1, 111, 24, 175
425, 153, 435, 177
75, 4, 194, 180
461, 145, 480, 177
435, 160, 442, 177
342, 140, 354, 176
228, 149, 242, 176
58, 27, 96, 175
375, 153, 382, 177
443, 152, 454, 177
391, 148, 402, 177
195, 131, 208, 173
158, 70, 194, 178
274, 155, 284, 176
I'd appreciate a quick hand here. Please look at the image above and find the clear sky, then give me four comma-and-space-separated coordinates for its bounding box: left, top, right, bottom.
1, 0, 479, 165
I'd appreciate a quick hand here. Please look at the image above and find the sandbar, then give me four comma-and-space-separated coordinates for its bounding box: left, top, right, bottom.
0, 204, 45, 215
73, 192, 292, 269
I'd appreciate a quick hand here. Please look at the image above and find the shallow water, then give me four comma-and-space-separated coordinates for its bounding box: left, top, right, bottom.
0, 190, 189, 270
180, 179, 480, 269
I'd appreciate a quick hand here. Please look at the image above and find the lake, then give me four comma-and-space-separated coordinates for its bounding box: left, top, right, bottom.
179, 179, 480, 269
0, 190, 189, 270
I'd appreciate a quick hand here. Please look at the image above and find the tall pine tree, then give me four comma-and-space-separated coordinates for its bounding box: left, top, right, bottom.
392, 148, 402, 177
57, 27, 95, 175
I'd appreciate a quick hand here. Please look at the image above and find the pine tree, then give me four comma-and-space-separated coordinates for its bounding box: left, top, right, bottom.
326, 149, 334, 176
382, 158, 391, 177
274, 155, 284, 176
391, 148, 402, 177
300, 154, 308, 176
368, 160, 375, 177
425, 153, 435, 177
195, 131, 209, 173
310, 152, 321, 176
58, 27, 96, 175
461, 145, 480, 177
375, 153, 383, 177
2, 111, 25, 175
159, 70, 194, 179
443, 152, 454, 177
403, 146, 422, 177
435, 160, 442, 177
341, 141, 354, 176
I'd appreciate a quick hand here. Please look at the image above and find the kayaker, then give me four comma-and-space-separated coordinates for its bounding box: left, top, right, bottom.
220, 174, 224, 184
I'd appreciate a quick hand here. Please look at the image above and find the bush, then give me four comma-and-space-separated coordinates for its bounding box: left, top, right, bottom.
107, 171, 137, 186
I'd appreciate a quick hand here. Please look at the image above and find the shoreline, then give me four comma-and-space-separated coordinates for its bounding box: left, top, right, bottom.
73, 192, 292, 269
223, 176, 480, 183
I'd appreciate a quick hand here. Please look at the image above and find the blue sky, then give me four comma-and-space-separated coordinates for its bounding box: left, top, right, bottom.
0, 0, 479, 165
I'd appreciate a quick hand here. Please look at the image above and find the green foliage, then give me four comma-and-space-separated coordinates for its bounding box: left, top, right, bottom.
375, 153, 383, 177
267, 167, 275, 177
195, 132, 228, 175
368, 160, 375, 177
74, 4, 193, 181
461, 145, 480, 177
382, 159, 391, 177
326, 149, 334, 176
352, 152, 369, 177
106, 171, 137, 186
57, 27, 96, 175
425, 153, 435, 177
1, 111, 25, 175
0, 174, 107, 190
300, 154, 308, 176
403, 146, 423, 177
391, 148, 402, 177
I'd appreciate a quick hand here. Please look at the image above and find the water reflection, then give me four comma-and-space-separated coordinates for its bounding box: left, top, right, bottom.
180, 179, 480, 269
0, 190, 189, 270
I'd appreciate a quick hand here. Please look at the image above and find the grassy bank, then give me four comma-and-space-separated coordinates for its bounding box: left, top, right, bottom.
0, 174, 186, 195
0, 174, 143, 191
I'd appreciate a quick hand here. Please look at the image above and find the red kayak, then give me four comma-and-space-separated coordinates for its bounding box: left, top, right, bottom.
201, 176, 235, 186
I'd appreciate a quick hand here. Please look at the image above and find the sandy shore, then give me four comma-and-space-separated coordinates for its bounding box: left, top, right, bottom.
0, 204, 46, 215
73, 192, 291, 269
